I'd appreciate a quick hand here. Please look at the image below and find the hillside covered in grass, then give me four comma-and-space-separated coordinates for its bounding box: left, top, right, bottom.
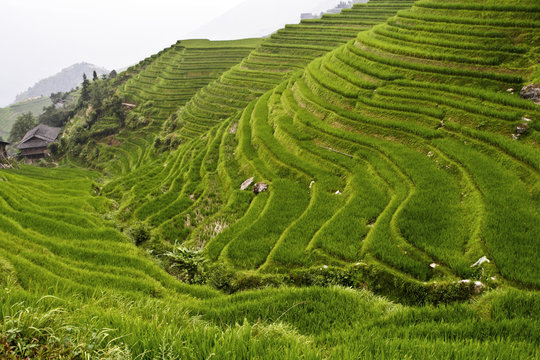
62, 38, 261, 174
0, 0, 539, 358
0, 97, 52, 139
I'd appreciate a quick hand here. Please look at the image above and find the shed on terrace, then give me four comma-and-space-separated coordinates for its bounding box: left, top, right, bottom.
17, 124, 61, 159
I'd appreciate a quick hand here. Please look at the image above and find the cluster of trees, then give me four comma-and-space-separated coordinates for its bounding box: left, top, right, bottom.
8, 112, 36, 144
59, 70, 127, 161
78, 70, 123, 128
8, 70, 121, 147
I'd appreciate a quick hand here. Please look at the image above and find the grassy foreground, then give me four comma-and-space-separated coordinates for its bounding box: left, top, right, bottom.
0, 168, 537, 359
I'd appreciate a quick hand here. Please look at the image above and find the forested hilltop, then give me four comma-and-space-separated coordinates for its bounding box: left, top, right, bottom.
0, 0, 539, 358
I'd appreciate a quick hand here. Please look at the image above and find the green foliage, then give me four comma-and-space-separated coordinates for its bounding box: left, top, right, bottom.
49, 91, 69, 105
164, 246, 208, 284
8, 112, 36, 143
80, 73, 90, 104
0, 304, 131, 359
39, 104, 71, 128
0, 97, 53, 138
127, 221, 151, 246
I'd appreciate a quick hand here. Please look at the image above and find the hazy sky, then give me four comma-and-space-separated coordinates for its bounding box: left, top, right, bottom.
0, 0, 341, 107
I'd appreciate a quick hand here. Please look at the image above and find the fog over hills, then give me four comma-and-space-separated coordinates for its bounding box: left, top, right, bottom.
0, 0, 347, 107
188, 0, 344, 39
15, 63, 108, 103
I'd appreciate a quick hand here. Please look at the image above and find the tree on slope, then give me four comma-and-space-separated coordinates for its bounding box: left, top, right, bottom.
50, 91, 67, 105
79, 74, 91, 106
9, 112, 37, 143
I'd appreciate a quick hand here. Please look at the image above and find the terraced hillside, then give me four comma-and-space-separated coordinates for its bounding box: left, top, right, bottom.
163, 0, 416, 144
109, 0, 540, 288
121, 39, 262, 124
102, 0, 424, 273
1, 0, 540, 358
69, 38, 260, 175
232, 0, 540, 287
0, 97, 52, 138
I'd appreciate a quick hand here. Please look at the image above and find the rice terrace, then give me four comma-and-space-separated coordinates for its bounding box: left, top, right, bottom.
0, 0, 539, 358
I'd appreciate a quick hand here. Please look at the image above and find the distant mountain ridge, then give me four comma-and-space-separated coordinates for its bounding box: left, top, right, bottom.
15, 62, 108, 103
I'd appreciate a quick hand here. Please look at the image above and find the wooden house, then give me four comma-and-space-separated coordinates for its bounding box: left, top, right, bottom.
0, 140, 9, 160
17, 124, 61, 159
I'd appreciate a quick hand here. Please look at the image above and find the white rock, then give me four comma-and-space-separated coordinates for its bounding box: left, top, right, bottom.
240, 177, 254, 190
253, 182, 268, 194
335, 190, 342, 195
430, 263, 438, 269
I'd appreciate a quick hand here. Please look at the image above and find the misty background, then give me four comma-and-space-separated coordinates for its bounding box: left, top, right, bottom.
0, 0, 342, 107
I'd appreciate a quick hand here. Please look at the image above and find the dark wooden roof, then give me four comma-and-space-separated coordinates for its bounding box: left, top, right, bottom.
18, 124, 61, 150
0, 141, 9, 146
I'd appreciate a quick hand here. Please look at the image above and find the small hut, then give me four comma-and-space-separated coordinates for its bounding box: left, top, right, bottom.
17, 124, 61, 159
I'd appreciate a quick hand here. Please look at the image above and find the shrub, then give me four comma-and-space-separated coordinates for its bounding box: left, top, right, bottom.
127, 221, 151, 246
164, 246, 208, 284
47, 142, 59, 156
207, 263, 236, 293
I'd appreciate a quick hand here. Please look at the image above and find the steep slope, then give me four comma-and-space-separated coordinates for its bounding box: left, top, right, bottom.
207, 0, 540, 285
120, 39, 262, 124
162, 0, 416, 145
268, 0, 540, 285
105, 0, 539, 290
102, 0, 418, 268
68, 38, 261, 175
